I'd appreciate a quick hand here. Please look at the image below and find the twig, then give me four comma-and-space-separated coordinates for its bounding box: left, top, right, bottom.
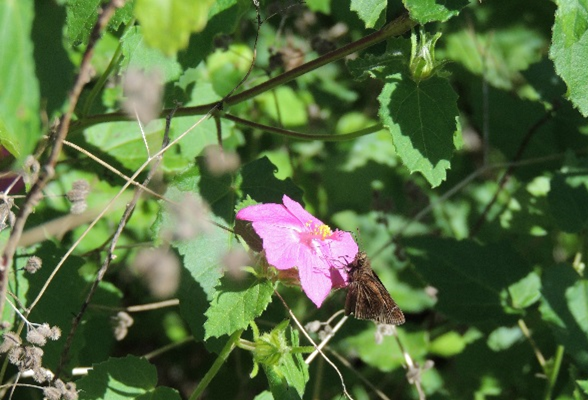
391, 326, 428, 400
55, 106, 178, 378
0, 0, 123, 319
90, 299, 180, 313
328, 349, 392, 400
305, 313, 348, 364
273, 290, 353, 400
68, 12, 416, 133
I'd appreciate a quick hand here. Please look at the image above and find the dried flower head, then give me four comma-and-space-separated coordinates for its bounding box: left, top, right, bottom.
66, 179, 90, 202
168, 194, 212, 240
122, 68, 163, 125
11, 345, 43, 371
70, 201, 88, 214
26, 329, 47, 346
221, 248, 251, 280
203, 145, 241, 176
67, 179, 90, 214
133, 248, 180, 299
49, 326, 62, 341
112, 311, 134, 341
304, 320, 321, 333
32, 367, 52, 383
0, 331, 22, 353
0, 200, 15, 231
43, 386, 62, 400
63, 382, 79, 400
23, 155, 40, 184
25, 256, 42, 274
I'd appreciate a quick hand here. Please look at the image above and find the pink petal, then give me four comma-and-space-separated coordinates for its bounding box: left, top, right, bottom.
296, 250, 333, 307
282, 195, 325, 228
236, 203, 301, 228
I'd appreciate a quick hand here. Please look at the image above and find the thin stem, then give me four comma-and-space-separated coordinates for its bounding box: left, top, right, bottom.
225, 113, 384, 142
68, 13, 416, 134
143, 336, 194, 360
544, 345, 564, 400
305, 314, 349, 364
273, 290, 353, 400
80, 33, 126, 117
518, 319, 546, 367
188, 329, 244, 400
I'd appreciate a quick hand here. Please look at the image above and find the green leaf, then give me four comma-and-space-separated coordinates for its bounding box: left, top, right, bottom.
403, 0, 468, 23
378, 75, 459, 187
405, 237, 531, 323
346, 39, 410, 81
240, 157, 304, 205
135, 0, 215, 56
121, 26, 182, 82
65, 0, 135, 47
262, 328, 309, 399
155, 170, 232, 298
343, 326, 427, 371
444, 26, 547, 92
550, 0, 588, 116
0, 0, 41, 161
83, 120, 164, 171
486, 326, 524, 351
508, 271, 542, 309
350, 0, 386, 29
429, 331, 467, 357
305, 0, 330, 14
256, 86, 309, 127
77, 355, 181, 399
204, 274, 274, 339
540, 265, 588, 370
177, 0, 249, 69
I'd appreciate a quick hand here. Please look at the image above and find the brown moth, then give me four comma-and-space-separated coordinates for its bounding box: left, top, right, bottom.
345, 251, 405, 325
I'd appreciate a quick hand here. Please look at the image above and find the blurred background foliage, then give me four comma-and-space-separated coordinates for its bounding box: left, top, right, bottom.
1, 0, 588, 399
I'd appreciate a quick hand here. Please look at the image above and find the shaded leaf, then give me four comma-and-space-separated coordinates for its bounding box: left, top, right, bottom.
378, 75, 459, 187
77, 355, 180, 399
405, 237, 530, 323
540, 265, 588, 371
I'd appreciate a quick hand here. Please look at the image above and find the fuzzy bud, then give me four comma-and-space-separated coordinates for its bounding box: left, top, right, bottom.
25, 256, 42, 274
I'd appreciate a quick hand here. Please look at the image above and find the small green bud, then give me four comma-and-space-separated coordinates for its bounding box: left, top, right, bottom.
409, 27, 443, 82
252, 320, 290, 367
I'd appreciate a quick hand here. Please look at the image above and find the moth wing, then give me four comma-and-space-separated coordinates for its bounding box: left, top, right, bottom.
353, 269, 405, 325
344, 281, 358, 317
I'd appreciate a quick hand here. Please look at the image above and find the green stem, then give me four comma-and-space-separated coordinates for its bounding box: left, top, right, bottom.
224, 113, 384, 141
80, 18, 134, 117
80, 43, 124, 117
544, 345, 564, 400
188, 329, 243, 400
69, 13, 416, 134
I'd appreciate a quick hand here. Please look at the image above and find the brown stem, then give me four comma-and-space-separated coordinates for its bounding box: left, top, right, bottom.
69, 12, 416, 134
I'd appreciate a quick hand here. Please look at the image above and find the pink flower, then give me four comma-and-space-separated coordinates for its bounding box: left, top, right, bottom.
236, 195, 358, 307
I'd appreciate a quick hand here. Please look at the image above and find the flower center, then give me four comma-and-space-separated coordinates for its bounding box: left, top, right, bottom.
304, 221, 333, 241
